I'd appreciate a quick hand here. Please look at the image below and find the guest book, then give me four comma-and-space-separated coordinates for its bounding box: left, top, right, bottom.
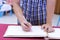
4, 26, 60, 39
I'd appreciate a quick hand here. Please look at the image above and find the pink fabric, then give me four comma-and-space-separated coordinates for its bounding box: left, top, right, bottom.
0, 24, 44, 40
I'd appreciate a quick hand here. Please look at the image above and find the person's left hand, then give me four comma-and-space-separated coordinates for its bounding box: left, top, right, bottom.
41, 24, 54, 33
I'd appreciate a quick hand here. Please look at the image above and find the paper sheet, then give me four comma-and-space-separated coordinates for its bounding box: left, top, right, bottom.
4, 26, 47, 37
48, 28, 60, 39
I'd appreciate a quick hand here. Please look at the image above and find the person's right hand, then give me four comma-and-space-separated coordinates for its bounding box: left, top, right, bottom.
20, 21, 32, 32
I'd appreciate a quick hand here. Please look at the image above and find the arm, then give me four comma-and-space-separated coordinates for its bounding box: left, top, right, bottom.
12, 0, 32, 31
12, 0, 27, 23
42, 0, 56, 32
47, 0, 56, 25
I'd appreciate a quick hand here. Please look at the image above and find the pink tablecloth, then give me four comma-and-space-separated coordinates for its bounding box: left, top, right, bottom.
0, 24, 44, 40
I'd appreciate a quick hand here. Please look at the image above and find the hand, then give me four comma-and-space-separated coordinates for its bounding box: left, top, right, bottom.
41, 24, 54, 33
20, 21, 32, 32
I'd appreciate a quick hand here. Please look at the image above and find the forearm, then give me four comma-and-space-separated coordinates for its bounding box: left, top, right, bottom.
12, 2, 26, 23
47, 0, 56, 25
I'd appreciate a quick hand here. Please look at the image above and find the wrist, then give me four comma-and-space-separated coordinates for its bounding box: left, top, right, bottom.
47, 19, 52, 26
19, 19, 27, 24
19, 15, 27, 23
46, 22, 52, 26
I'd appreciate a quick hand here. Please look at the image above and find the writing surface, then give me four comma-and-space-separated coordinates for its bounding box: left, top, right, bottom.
4, 26, 47, 37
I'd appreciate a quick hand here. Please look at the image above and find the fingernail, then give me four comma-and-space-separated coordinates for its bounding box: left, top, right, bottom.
43, 26, 45, 29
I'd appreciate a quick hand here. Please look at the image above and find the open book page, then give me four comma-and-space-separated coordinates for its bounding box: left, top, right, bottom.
48, 28, 60, 39
3, 26, 47, 37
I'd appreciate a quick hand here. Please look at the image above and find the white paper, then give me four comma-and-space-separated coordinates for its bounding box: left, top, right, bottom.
48, 28, 60, 39
3, 26, 47, 37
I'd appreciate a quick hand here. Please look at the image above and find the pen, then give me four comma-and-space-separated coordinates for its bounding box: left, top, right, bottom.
41, 26, 49, 40
44, 28, 49, 40
24, 23, 32, 32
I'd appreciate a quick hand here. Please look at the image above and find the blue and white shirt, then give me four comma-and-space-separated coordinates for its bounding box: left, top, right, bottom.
19, 0, 47, 25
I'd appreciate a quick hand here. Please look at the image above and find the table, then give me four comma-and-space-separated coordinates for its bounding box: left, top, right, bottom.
0, 24, 44, 40
0, 24, 60, 40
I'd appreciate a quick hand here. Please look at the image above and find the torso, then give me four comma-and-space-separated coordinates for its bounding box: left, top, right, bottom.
19, 0, 47, 25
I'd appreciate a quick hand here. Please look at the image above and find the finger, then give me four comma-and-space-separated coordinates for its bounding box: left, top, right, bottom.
45, 27, 54, 33
23, 27, 31, 32
26, 22, 32, 28
42, 25, 49, 32
21, 23, 31, 32
41, 25, 45, 29
25, 22, 32, 30
48, 28, 54, 33
44, 26, 48, 32
22, 26, 31, 32
28, 23, 32, 29
28, 23, 32, 27
21, 23, 28, 29
26, 23, 32, 31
